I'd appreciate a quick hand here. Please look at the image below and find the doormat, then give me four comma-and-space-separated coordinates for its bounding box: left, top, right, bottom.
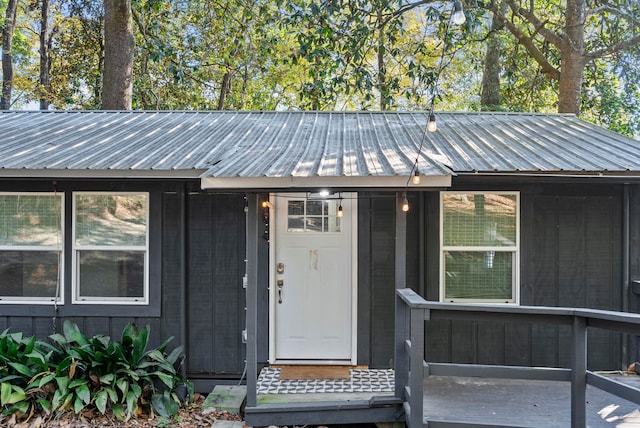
257, 367, 395, 394
276, 365, 351, 380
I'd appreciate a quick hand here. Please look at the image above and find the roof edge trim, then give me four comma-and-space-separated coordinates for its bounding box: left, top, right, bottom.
200, 175, 452, 190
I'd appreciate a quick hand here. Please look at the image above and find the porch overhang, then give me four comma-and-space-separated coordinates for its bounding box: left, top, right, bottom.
200, 174, 452, 190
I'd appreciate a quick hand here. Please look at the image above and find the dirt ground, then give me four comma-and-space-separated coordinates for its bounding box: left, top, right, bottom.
0, 394, 243, 428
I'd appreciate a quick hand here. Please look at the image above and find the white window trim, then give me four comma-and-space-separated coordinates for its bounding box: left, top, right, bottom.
439, 191, 520, 304
0, 192, 64, 305
71, 192, 149, 305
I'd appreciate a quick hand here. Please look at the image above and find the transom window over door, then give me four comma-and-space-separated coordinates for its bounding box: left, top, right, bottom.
0, 193, 63, 303
73, 193, 149, 304
440, 192, 519, 303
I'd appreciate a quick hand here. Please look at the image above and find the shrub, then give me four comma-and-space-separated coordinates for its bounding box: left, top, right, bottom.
0, 329, 57, 417
0, 322, 192, 422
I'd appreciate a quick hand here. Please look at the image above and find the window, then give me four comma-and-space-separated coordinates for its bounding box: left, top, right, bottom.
287, 199, 341, 233
0, 193, 63, 303
440, 192, 519, 303
73, 193, 149, 304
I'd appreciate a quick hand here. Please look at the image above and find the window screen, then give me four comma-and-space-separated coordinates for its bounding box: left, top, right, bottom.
73, 193, 148, 303
441, 193, 519, 303
0, 194, 63, 302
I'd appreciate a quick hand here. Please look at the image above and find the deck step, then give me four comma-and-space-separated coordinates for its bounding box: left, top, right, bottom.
212, 420, 245, 428
203, 385, 247, 415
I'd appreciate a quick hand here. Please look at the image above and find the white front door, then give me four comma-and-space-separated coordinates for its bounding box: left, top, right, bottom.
271, 193, 357, 363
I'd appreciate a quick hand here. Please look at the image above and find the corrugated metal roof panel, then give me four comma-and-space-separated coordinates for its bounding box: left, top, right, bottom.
1, 111, 639, 184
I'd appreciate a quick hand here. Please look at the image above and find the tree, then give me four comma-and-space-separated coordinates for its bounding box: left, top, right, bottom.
479, 0, 640, 115
1, 0, 17, 109
102, 0, 133, 109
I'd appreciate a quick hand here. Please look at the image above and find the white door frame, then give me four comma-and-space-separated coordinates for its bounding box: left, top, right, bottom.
268, 192, 358, 365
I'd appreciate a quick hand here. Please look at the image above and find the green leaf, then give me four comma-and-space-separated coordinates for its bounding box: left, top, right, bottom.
125, 390, 138, 420
1, 382, 11, 406
8, 362, 32, 377
151, 371, 174, 389
100, 373, 115, 385
77, 384, 90, 405
68, 379, 87, 389
112, 403, 126, 421
37, 398, 51, 414
116, 378, 128, 397
55, 376, 69, 394
105, 386, 118, 403
74, 396, 84, 414
94, 390, 108, 414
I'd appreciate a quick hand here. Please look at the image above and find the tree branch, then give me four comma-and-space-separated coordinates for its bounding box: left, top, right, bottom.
584, 33, 640, 63
504, 0, 567, 50
480, 1, 560, 80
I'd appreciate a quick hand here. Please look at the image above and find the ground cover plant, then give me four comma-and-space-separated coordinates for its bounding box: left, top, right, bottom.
0, 321, 192, 425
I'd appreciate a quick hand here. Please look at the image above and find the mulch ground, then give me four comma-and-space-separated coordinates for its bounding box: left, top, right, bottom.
0, 394, 243, 428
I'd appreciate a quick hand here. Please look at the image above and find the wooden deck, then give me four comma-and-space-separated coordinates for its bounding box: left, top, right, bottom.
423, 375, 640, 427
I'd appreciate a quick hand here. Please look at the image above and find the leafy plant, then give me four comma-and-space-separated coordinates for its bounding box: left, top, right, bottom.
0, 329, 57, 417
0, 322, 192, 423
49, 321, 191, 420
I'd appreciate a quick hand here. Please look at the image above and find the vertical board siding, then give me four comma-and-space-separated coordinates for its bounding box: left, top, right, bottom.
187, 192, 246, 376
418, 185, 623, 370
359, 193, 397, 368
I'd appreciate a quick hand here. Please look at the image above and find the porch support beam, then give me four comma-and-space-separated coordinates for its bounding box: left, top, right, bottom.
246, 193, 259, 408
395, 192, 407, 290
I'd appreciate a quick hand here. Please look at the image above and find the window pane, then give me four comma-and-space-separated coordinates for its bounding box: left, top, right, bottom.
444, 251, 513, 301
75, 195, 147, 246
77, 250, 144, 298
307, 201, 323, 215
0, 251, 59, 298
443, 194, 517, 247
0, 195, 62, 246
288, 201, 304, 216
287, 217, 304, 232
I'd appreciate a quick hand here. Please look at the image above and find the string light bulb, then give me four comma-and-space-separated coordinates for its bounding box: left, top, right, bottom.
428, 113, 437, 132
402, 194, 410, 212
412, 169, 421, 185
337, 201, 343, 218
452, 0, 466, 25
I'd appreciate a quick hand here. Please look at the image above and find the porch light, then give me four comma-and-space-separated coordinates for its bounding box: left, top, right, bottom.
428, 113, 437, 132
402, 194, 410, 212
262, 200, 273, 209
412, 169, 421, 185
452, 0, 466, 25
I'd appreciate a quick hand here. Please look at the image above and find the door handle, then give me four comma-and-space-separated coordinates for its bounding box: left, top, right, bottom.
277, 279, 284, 304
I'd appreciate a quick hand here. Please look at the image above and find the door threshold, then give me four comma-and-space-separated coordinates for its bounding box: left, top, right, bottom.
272, 360, 356, 366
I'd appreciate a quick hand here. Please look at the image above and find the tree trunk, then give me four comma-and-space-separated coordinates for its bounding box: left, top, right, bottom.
377, 11, 388, 111
480, 12, 503, 109
557, 0, 585, 115
1, 0, 18, 110
102, 0, 134, 110
39, 0, 51, 110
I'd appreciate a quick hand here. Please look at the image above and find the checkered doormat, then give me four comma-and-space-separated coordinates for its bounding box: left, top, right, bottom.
256, 367, 395, 394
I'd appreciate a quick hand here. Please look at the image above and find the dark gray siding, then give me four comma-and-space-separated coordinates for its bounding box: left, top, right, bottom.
186, 191, 246, 377
420, 183, 624, 371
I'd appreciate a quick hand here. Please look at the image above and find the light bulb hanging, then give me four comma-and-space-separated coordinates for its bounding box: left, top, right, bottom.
402, 194, 410, 212
412, 169, 421, 185
337, 202, 343, 218
428, 113, 437, 132
452, 0, 466, 25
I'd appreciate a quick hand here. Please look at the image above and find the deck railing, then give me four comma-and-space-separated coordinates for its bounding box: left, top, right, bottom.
395, 288, 640, 428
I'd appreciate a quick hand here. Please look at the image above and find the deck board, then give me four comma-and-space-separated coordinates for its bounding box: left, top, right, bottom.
423, 375, 640, 427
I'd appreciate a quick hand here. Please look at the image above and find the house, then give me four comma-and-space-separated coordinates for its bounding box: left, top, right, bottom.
1, 110, 640, 400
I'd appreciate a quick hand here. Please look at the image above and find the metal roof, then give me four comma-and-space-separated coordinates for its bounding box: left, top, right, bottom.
0, 110, 638, 188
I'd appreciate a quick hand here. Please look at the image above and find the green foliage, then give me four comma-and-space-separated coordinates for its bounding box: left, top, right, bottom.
0, 322, 191, 423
